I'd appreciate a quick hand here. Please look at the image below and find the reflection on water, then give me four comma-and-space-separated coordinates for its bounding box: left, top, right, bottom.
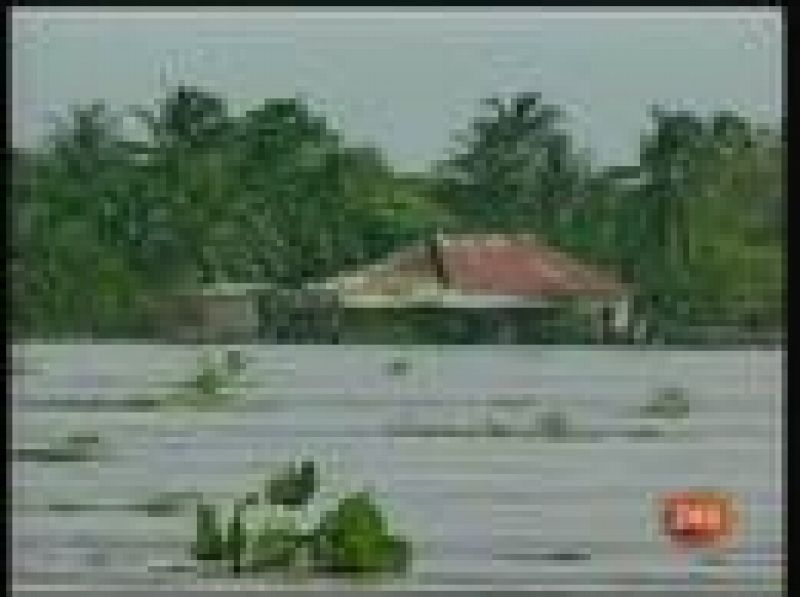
10, 344, 784, 590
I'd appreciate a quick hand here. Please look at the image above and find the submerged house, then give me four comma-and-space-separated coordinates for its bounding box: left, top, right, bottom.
154, 283, 268, 343
155, 234, 639, 344
302, 233, 636, 344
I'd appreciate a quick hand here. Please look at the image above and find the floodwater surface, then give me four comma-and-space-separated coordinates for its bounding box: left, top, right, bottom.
10, 344, 784, 591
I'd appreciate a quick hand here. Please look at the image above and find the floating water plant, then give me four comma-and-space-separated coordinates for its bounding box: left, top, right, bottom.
164, 351, 250, 409
190, 365, 227, 396
310, 491, 411, 576
265, 460, 318, 509
224, 498, 248, 574
189, 460, 412, 579
641, 387, 691, 419
192, 499, 226, 563
248, 522, 308, 572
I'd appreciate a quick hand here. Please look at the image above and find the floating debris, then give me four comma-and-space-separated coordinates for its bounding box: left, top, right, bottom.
48, 492, 200, 517
13, 431, 107, 463
63, 431, 101, 446
545, 547, 593, 561
384, 358, 411, 376
532, 410, 572, 440
641, 387, 691, 419
496, 546, 592, 562
33, 396, 163, 412
489, 394, 541, 409
624, 424, 667, 440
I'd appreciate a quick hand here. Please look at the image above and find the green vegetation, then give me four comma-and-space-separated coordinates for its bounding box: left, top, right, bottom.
164, 351, 248, 409
310, 491, 411, 576
265, 460, 318, 509
190, 460, 411, 578
10, 87, 783, 344
193, 500, 226, 562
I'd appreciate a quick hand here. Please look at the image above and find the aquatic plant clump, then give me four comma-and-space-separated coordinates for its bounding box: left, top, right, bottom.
310, 491, 411, 575
265, 460, 318, 509
189, 461, 412, 579
248, 523, 308, 572
192, 501, 226, 562
165, 350, 251, 409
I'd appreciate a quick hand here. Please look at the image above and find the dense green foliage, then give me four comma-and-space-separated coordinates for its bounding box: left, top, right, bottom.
434, 96, 784, 341
10, 86, 784, 342
310, 491, 411, 575
191, 462, 411, 578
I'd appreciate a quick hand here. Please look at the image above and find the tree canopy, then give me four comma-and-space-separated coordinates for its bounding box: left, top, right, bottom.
10, 86, 784, 342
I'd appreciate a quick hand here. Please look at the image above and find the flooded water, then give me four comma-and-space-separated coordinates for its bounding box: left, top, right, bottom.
10, 344, 784, 591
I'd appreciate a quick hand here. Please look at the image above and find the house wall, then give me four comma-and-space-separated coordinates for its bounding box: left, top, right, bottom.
201, 295, 260, 342
331, 306, 596, 344
153, 291, 633, 344
153, 292, 260, 343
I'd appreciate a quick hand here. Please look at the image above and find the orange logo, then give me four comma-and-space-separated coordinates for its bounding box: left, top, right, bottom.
659, 491, 738, 550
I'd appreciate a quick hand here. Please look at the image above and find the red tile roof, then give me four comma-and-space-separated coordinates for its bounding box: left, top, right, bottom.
436, 235, 628, 297
314, 234, 630, 301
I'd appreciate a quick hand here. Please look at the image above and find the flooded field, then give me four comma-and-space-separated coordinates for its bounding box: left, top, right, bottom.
10, 344, 784, 591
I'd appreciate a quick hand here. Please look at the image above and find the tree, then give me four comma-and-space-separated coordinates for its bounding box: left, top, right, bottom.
615, 107, 784, 335
435, 92, 588, 232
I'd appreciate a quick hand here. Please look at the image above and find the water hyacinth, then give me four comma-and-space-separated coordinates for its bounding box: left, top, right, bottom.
265, 460, 318, 509
189, 461, 412, 579
192, 500, 225, 562
310, 491, 411, 575
166, 351, 250, 409
248, 522, 308, 572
